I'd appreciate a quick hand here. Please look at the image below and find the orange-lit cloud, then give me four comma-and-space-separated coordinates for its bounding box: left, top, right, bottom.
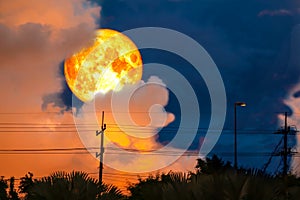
75, 77, 179, 172
0, 0, 200, 192
0, 0, 99, 29
0, 0, 101, 182
0, 0, 100, 112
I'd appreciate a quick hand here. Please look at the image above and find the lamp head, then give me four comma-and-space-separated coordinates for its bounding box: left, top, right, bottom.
235, 102, 246, 107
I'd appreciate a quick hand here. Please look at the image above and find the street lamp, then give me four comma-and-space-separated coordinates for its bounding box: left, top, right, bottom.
234, 102, 246, 170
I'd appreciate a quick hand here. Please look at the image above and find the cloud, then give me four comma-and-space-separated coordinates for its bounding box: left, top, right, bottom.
0, 0, 193, 188
42, 93, 66, 112
258, 9, 293, 17
0, 0, 100, 112
73, 77, 194, 173
41, 65, 84, 114
0, 0, 100, 29
0, 0, 101, 184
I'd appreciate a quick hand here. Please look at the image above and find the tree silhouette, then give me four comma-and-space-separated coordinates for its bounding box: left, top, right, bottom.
8, 177, 18, 200
195, 154, 232, 174
19, 172, 34, 200
127, 174, 163, 200
23, 171, 124, 200
127, 162, 300, 200
0, 176, 8, 200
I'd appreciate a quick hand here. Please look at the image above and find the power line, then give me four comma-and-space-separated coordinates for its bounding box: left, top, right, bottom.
0, 121, 296, 137
0, 146, 286, 154
262, 137, 283, 173
0, 126, 292, 135
0, 148, 297, 157
0, 111, 297, 115
0, 111, 174, 115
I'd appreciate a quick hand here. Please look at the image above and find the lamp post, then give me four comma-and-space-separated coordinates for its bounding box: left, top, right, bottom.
234, 102, 246, 170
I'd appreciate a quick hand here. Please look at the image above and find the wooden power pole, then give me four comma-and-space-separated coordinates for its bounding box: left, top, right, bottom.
96, 111, 106, 183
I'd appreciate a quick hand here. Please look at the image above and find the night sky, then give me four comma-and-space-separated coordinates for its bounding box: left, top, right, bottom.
1, 0, 300, 180
76, 0, 298, 171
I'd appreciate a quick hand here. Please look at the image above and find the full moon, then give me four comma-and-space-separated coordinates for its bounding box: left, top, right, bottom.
64, 29, 143, 102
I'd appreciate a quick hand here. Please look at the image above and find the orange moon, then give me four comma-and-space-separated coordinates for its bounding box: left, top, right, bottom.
64, 29, 143, 102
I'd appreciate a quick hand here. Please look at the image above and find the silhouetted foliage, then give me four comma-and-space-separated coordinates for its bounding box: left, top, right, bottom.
2, 155, 300, 199
0, 176, 19, 200
19, 172, 35, 200
21, 171, 124, 200
195, 154, 232, 174
0, 176, 8, 200
127, 156, 300, 200
8, 177, 18, 200
127, 175, 163, 200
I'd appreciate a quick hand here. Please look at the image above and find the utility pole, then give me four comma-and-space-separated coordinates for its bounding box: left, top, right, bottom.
234, 104, 237, 170
234, 102, 246, 170
283, 112, 288, 176
274, 112, 297, 176
96, 111, 106, 183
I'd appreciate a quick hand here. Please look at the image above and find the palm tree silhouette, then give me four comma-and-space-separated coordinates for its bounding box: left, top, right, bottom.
22, 171, 124, 200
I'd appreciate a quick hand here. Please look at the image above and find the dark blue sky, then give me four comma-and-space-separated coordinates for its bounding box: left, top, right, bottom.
84, 0, 300, 172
